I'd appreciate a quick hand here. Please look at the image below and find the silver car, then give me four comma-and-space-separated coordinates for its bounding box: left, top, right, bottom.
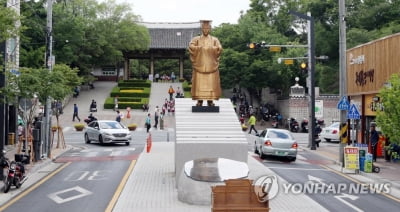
254, 128, 297, 161
84, 120, 131, 145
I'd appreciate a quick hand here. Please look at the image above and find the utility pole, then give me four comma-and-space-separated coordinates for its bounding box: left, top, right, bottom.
289, 10, 316, 150
339, 0, 347, 166
43, 0, 53, 158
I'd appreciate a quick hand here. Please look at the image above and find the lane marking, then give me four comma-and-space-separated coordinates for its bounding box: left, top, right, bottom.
105, 160, 137, 212
267, 167, 330, 171
48, 186, 92, 204
321, 164, 400, 203
0, 162, 71, 211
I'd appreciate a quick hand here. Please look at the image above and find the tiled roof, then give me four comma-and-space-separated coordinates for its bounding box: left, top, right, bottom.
138, 22, 201, 49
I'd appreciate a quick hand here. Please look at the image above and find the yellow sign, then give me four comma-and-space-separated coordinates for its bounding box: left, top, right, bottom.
344, 147, 359, 169
269, 46, 281, 52
284, 59, 294, 65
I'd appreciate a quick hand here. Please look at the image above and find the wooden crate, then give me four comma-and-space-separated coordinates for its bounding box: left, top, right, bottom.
211, 179, 269, 212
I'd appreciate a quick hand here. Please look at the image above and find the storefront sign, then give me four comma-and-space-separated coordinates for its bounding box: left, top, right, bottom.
355, 69, 374, 86
344, 147, 359, 170
349, 54, 365, 65
369, 101, 384, 112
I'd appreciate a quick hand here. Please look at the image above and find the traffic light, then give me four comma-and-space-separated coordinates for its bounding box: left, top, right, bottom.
300, 62, 308, 73
248, 42, 260, 49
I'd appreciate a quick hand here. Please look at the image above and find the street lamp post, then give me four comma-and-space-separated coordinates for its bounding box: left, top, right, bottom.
289, 10, 317, 150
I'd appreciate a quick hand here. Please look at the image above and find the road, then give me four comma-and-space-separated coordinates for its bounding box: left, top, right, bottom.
250, 132, 400, 212
3, 129, 400, 211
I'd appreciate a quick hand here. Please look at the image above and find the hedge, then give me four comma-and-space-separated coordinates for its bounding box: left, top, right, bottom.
118, 81, 151, 88
104, 97, 149, 109
110, 86, 150, 97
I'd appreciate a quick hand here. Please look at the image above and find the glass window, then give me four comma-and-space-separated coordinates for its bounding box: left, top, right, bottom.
267, 130, 290, 139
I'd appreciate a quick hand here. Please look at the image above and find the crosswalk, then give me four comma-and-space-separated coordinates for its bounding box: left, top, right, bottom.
59, 147, 137, 159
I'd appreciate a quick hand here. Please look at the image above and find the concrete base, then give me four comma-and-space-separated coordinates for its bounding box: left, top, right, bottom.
177, 169, 223, 205
175, 98, 248, 184
175, 98, 248, 205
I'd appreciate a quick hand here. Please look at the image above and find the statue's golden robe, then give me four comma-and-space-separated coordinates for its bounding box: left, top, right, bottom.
189, 35, 222, 100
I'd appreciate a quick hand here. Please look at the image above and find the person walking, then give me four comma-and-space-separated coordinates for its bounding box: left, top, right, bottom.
370, 124, 379, 162
73, 104, 81, 122
116, 110, 122, 122
168, 85, 175, 101
154, 106, 160, 128
145, 113, 151, 133
248, 113, 258, 135
160, 111, 165, 130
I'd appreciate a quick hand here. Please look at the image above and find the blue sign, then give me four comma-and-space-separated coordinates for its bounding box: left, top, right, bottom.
347, 104, 361, 120
337, 96, 350, 110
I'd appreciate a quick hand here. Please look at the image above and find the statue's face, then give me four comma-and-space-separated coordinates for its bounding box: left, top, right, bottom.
202, 25, 211, 36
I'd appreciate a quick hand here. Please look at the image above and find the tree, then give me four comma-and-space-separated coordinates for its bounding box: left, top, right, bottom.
0, 1, 20, 43
376, 74, 400, 145
2, 64, 82, 148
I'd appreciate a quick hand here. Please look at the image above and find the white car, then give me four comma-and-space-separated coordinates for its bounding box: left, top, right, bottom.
254, 128, 298, 162
84, 120, 131, 145
319, 122, 356, 142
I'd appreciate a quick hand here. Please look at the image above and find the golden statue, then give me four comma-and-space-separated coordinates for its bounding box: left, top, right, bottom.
189, 20, 223, 106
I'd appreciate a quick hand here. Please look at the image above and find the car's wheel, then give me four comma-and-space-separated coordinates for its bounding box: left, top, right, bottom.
324, 138, 331, 142
85, 133, 91, 144
99, 135, 104, 144
254, 142, 259, 154
289, 157, 297, 162
125, 142, 130, 146
259, 149, 267, 159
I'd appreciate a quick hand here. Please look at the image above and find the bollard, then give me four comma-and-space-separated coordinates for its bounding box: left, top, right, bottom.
146, 133, 152, 153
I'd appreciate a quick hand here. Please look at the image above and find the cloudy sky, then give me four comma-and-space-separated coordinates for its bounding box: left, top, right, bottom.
123, 0, 251, 26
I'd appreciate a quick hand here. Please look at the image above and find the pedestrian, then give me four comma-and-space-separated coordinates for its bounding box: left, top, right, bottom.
248, 113, 258, 135
168, 85, 175, 101
171, 72, 176, 82
56, 100, 63, 114
73, 104, 81, 122
155, 73, 159, 82
160, 111, 165, 130
114, 96, 118, 111
18, 123, 24, 143
116, 110, 122, 122
370, 124, 379, 162
176, 86, 182, 98
145, 113, 151, 133
154, 106, 160, 128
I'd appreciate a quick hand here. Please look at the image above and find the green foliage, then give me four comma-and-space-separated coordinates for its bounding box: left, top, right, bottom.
0, 2, 20, 42
118, 81, 151, 88
104, 97, 148, 109
376, 74, 400, 145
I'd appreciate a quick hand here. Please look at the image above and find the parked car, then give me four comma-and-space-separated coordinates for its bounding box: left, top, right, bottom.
254, 128, 297, 161
319, 122, 356, 142
84, 120, 131, 145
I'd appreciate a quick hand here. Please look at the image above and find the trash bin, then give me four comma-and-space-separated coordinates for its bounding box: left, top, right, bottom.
359, 157, 365, 171
364, 161, 373, 173
8, 133, 15, 145
359, 150, 366, 157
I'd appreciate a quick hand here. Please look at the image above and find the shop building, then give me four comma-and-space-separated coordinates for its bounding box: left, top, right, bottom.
346, 32, 400, 153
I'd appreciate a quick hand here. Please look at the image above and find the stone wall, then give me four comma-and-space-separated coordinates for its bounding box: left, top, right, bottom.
277, 96, 340, 127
